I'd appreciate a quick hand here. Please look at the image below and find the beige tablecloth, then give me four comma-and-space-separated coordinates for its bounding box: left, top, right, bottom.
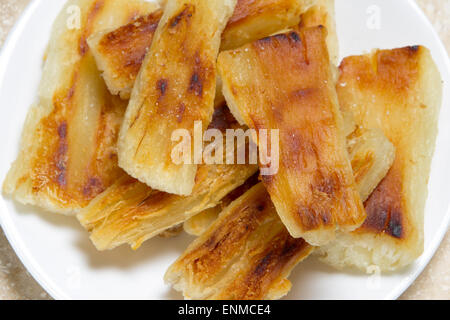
0, 0, 449, 300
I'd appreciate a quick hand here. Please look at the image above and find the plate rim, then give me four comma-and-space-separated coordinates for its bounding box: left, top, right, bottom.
0, 0, 449, 300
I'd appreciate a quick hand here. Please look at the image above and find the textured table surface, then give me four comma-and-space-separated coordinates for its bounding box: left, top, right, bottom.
0, 0, 449, 300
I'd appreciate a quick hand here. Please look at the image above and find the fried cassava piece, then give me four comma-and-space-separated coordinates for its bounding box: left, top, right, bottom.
165, 128, 394, 299
218, 27, 366, 245
2, 0, 157, 214
88, 0, 309, 99
118, 0, 238, 196
184, 127, 395, 237
77, 105, 258, 250
317, 46, 442, 271
166, 183, 314, 300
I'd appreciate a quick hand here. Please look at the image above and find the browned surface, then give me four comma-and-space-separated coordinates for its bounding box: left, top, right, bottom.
338, 47, 423, 239
166, 184, 313, 300
3, 0, 141, 212
78, 104, 258, 250
336, 44, 442, 272
227, 0, 301, 28
91, 0, 305, 93
118, 0, 235, 196
214, 230, 310, 300
0, 0, 448, 301
96, 9, 162, 85
27, 58, 125, 209
218, 27, 365, 244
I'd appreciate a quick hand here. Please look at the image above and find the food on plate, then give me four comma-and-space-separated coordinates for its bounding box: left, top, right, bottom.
118, 0, 238, 196
77, 104, 257, 250
2, 0, 158, 214
2, 0, 443, 300
317, 46, 442, 271
88, 0, 311, 99
184, 128, 395, 237
218, 27, 366, 245
165, 122, 394, 299
221, 0, 310, 50
88, 8, 164, 99
166, 183, 314, 300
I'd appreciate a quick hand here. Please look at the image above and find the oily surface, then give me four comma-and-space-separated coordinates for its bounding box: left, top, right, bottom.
0, 0, 448, 300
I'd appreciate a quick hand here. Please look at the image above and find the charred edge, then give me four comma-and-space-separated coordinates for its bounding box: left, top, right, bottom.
363, 204, 404, 239
289, 31, 301, 42
386, 210, 404, 238
156, 79, 168, 97
242, 234, 308, 298
407, 45, 420, 53
188, 53, 207, 97
56, 121, 68, 187
259, 32, 301, 45
79, 0, 105, 57
362, 169, 405, 238
83, 177, 103, 198
208, 104, 239, 132
189, 73, 203, 97
102, 11, 162, 70
169, 4, 193, 28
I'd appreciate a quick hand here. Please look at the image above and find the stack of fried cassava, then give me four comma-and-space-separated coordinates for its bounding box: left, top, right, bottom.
3, 0, 442, 299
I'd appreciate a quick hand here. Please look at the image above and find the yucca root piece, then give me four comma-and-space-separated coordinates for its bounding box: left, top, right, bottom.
2, 0, 156, 214
317, 46, 442, 271
218, 27, 366, 245
118, 0, 238, 196
78, 104, 258, 250
166, 183, 314, 300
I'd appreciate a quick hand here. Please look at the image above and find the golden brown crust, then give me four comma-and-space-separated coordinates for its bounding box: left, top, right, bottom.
88, 0, 310, 98
218, 27, 366, 245
221, 0, 306, 50
298, 0, 339, 64
165, 183, 313, 300
118, 0, 237, 196
77, 104, 258, 250
94, 10, 163, 97
213, 230, 310, 300
2, 0, 154, 214
169, 124, 395, 299
338, 46, 427, 238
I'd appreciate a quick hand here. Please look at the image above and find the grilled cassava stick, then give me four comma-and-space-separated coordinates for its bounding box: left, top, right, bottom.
218, 27, 366, 245
165, 127, 394, 299
78, 104, 258, 250
299, 0, 339, 64
3, 0, 158, 214
317, 46, 442, 271
88, 0, 311, 99
166, 183, 314, 300
184, 127, 395, 237
118, 0, 238, 196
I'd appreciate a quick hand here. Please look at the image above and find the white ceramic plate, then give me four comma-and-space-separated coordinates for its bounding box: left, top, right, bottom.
0, 0, 449, 300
